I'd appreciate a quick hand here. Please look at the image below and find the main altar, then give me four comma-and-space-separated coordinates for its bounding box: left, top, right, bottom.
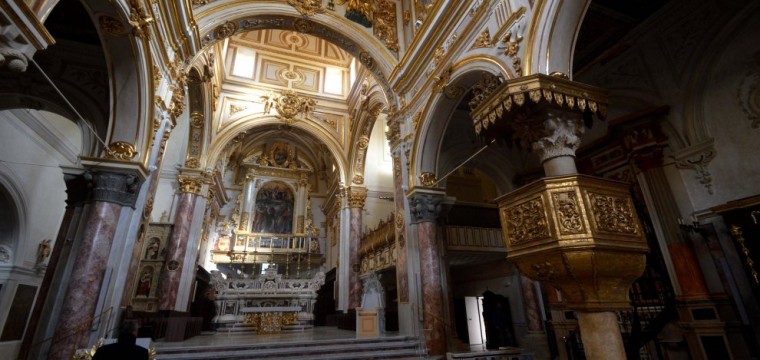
209, 141, 326, 332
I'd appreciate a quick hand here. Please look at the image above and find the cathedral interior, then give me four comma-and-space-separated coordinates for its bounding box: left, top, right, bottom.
0, 0, 759, 359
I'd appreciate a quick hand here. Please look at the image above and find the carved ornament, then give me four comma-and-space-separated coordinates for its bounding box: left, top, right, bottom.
104, 141, 137, 161
213, 21, 238, 40
348, 189, 367, 208
288, 0, 325, 17
418, 172, 437, 187
495, 174, 647, 311
178, 175, 204, 194
472, 29, 493, 49
408, 192, 443, 223
84, 170, 142, 207
127, 0, 153, 39
352, 174, 365, 184
99, 15, 126, 36
673, 139, 717, 195
500, 31, 523, 74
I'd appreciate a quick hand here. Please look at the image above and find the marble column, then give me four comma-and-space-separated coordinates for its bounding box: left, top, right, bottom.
157, 174, 203, 311
408, 189, 447, 357
48, 170, 142, 360
347, 186, 367, 310
18, 172, 89, 360
239, 175, 255, 232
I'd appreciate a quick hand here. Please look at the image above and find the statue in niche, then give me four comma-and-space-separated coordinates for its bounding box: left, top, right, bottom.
159, 210, 170, 223
252, 181, 294, 234
145, 238, 160, 259
36, 239, 52, 266
136, 267, 153, 297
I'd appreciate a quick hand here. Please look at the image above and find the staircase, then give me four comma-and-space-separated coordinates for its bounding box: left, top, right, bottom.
155, 335, 427, 360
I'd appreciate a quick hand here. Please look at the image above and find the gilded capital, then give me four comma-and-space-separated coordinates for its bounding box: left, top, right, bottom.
347, 187, 368, 208
178, 175, 204, 194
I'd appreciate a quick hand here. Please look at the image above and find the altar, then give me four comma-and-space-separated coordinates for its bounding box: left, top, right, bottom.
211, 267, 325, 333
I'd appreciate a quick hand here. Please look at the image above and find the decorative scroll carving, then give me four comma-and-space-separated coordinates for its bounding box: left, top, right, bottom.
673, 139, 717, 195
104, 141, 137, 161
127, 0, 153, 39
288, 0, 325, 16
186, 112, 204, 169
589, 193, 637, 234
272, 90, 317, 123
503, 197, 549, 245
373, 0, 399, 52
552, 192, 584, 234
99, 15, 125, 36
472, 29, 493, 49
500, 31, 523, 74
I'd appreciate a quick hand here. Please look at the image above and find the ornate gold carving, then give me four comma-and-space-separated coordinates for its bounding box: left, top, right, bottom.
412, 111, 422, 131
552, 192, 584, 234
213, 21, 237, 40
730, 225, 759, 284
169, 85, 186, 120
352, 174, 365, 184
373, 0, 399, 52
239, 211, 250, 230
152, 64, 162, 90
230, 104, 247, 115
104, 141, 137, 161
273, 90, 317, 122
432, 69, 451, 94
468, 74, 503, 110
395, 212, 404, 229
127, 0, 153, 40
185, 158, 200, 168
178, 175, 203, 194
504, 197, 549, 245
470, 74, 608, 137
357, 135, 370, 149
99, 15, 125, 36
418, 172, 437, 187
288, 0, 325, 16
589, 193, 638, 234
496, 174, 648, 312
472, 29, 493, 49
348, 189, 367, 208
501, 31, 523, 74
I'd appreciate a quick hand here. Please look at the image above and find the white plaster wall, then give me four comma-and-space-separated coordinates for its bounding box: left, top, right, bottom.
693, 12, 760, 211
363, 115, 393, 193
0, 109, 81, 356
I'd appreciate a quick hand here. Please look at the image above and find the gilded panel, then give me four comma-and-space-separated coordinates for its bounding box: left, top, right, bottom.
503, 196, 550, 246
550, 191, 585, 235
587, 192, 639, 235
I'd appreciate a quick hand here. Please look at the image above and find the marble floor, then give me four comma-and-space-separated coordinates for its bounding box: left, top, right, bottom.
155, 327, 393, 349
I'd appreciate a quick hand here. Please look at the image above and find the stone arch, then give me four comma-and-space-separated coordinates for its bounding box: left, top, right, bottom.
193, 6, 398, 106
412, 62, 507, 187
524, 0, 590, 78
349, 82, 387, 186
206, 115, 350, 184
0, 169, 28, 266
71, 0, 155, 163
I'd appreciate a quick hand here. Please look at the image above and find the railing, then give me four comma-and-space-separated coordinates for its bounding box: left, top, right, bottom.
444, 226, 505, 252
25, 306, 114, 360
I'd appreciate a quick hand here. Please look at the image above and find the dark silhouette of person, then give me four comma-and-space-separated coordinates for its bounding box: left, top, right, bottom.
491, 301, 514, 348
93, 321, 149, 360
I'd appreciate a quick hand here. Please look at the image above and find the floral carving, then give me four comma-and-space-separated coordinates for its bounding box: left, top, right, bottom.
104, 141, 137, 161
504, 197, 549, 245
552, 192, 584, 234
589, 193, 637, 234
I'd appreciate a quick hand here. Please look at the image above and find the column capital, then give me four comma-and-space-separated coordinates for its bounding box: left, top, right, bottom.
519, 109, 585, 163
177, 174, 204, 194
344, 186, 367, 208
407, 188, 448, 224
80, 159, 148, 208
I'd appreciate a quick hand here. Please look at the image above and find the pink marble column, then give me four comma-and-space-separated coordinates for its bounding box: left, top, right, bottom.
347, 187, 366, 310
520, 275, 543, 332
156, 173, 203, 311
409, 191, 447, 357
158, 188, 198, 311
49, 171, 141, 360
19, 173, 88, 360
349, 207, 363, 310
